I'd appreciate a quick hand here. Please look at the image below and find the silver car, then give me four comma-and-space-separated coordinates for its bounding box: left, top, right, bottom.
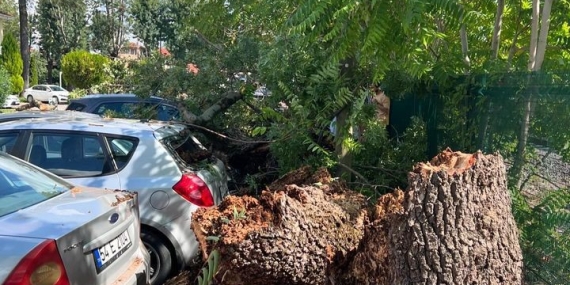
0, 152, 150, 285
0, 114, 230, 285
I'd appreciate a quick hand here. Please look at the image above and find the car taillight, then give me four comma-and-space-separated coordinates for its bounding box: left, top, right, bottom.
3, 240, 70, 285
172, 173, 214, 207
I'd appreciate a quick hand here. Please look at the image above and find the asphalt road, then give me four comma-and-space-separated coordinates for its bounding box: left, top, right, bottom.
57, 104, 68, 111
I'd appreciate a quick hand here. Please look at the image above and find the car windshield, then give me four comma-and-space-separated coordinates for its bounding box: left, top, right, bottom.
49, 85, 65, 91
0, 154, 72, 217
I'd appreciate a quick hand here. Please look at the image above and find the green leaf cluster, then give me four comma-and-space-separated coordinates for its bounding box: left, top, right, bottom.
0, 66, 10, 102
197, 250, 220, 285
0, 34, 23, 94
512, 188, 570, 283
61, 50, 110, 89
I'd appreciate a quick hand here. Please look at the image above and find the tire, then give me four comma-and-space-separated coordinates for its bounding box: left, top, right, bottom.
141, 231, 173, 285
51, 96, 59, 106
27, 95, 34, 103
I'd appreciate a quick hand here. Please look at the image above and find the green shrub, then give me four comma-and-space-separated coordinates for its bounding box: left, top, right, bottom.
0, 34, 24, 94
9, 75, 24, 95
512, 188, 570, 283
61, 50, 110, 89
0, 66, 10, 103
69, 88, 88, 99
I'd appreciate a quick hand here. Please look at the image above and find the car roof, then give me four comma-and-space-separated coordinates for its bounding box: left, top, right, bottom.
71, 94, 167, 103
0, 113, 187, 139
0, 110, 100, 123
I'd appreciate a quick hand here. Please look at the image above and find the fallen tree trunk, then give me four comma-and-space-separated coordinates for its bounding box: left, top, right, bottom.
190, 150, 523, 285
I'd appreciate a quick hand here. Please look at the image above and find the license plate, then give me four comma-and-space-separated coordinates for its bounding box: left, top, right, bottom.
92, 231, 132, 273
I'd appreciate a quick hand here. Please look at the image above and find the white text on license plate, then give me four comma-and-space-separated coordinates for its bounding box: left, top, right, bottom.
93, 231, 132, 273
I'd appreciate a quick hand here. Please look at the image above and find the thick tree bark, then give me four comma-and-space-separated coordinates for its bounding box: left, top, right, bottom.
388, 149, 523, 284
177, 91, 244, 124
19, 0, 30, 92
189, 151, 522, 285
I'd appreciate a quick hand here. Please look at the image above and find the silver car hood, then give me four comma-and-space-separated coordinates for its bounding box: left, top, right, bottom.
0, 187, 123, 240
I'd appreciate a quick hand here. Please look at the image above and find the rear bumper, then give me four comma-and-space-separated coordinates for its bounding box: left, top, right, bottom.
111, 243, 150, 285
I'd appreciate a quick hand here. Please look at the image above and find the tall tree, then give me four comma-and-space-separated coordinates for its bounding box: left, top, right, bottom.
89, 0, 130, 58
130, 0, 160, 56
36, 0, 87, 83
512, 0, 554, 187
18, 0, 29, 92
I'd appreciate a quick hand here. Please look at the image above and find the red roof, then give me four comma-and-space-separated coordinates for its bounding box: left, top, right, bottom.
159, 47, 170, 56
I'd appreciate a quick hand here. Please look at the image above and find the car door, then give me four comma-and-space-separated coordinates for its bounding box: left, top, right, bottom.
22, 131, 121, 189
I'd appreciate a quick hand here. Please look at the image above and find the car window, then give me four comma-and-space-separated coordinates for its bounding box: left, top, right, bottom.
49, 86, 64, 91
32, 86, 42, 91
0, 133, 19, 154
161, 127, 211, 167
28, 133, 112, 177
157, 104, 180, 121
66, 102, 86, 111
106, 137, 137, 170
0, 154, 71, 217
95, 102, 140, 118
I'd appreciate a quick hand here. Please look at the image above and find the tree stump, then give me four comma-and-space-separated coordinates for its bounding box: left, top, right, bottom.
191, 168, 368, 285
386, 149, 523, 284
189, 150, 523, 285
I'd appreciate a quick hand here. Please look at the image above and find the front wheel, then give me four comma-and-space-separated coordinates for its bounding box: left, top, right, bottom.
141, 231, 173, 285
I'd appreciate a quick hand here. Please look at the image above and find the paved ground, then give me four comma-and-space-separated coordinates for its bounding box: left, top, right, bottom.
57, 104, 68, 110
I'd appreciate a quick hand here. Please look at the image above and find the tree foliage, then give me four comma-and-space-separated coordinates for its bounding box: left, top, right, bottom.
61, 50, 109, 89
89, 0, 130, 58
30, 52, 39, 86
0, 0, 18, 38
0, 34, 23, 94
0, 66, 10, 101
36, 0, 87, 83
129, 0, 167, 55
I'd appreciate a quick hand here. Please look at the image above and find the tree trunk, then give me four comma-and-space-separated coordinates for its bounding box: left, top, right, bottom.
46, 59, 54, 84
514, 0, 553, 187
491, 0, 505, 60
387, 149, 523, 284
189, 150, 523, 285
335, 58, 356, 181
19, 0, 30, 92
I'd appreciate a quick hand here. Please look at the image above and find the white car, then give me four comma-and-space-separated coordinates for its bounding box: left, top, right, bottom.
24, 84, 70, 105
0, 113, 230, 285
1, 95, 19, 108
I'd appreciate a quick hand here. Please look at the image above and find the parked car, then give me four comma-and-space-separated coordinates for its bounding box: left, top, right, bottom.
67, 94, 182, 121
0, 110, 100, 123
0, 114, 230, 285
2, 95, 20, 108
24, 84, 70, 105
0, 152, 150, 285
